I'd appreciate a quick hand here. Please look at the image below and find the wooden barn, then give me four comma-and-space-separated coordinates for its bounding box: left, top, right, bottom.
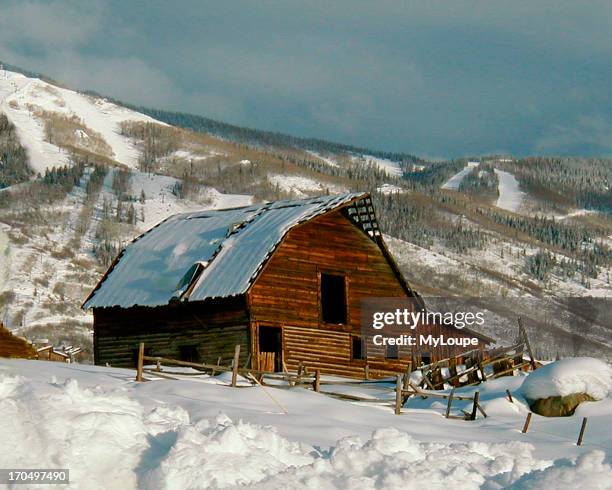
83, 193, 492, 377
0, 323, 37, 359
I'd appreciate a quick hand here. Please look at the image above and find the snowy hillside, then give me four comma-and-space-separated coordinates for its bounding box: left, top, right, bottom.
441, 161, 479, 190
441, 162, 526, 212
1, 165, 251, 338
387, 232, 612, 360
0, 65, 609, 362
494, 168, 526, 212
1, 358, 611, 489
0, 68, 161, 172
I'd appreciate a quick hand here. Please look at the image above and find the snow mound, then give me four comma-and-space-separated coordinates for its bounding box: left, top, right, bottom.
521, 357, 612, 401
508, 450, 612, 489
143, 414, 314, 489
251, 429, 551, 490
0, 375, 147, 490
1, 368, 610, 489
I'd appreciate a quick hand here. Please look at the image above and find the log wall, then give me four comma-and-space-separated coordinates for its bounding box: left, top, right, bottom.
93, 208, 488, 376
93, 298, 250, 367
249, 210, 487, 376
0, 323, 37, 359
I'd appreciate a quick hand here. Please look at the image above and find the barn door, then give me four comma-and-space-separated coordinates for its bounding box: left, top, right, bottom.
258, 325, 282, 372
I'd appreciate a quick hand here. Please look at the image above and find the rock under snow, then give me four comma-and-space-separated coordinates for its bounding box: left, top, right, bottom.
521, 357, 611, 402
521, 358, 611, 416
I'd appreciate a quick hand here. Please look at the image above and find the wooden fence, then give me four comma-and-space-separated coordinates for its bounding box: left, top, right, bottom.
415, 319, 538, 391
134, 342, 490, 420
136, 343, 320, 390
133, 341, 597, 445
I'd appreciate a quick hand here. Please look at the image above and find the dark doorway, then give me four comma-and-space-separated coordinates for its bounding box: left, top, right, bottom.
259, 326, 282, 372
352, 335, 365, 360
321, 273, 347, 324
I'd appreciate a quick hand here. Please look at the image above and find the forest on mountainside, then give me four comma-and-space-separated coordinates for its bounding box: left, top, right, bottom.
115, 103, 424, 167
117, 122, 611, 286
458, 163, 499, 202
499, 157, 612, 213
0, 114, 32, 188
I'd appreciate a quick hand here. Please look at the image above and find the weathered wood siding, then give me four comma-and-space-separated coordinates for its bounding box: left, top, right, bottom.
0, 323, 37, 359
93, 298, 250, 367
249, 210, 486, 376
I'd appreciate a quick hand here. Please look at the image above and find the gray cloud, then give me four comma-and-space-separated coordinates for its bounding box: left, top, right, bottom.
1, 0, 611, 158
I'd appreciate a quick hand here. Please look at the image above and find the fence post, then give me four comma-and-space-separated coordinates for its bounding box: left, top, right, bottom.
402, 365, 412, 390
519, 317, 537, 371
314, 369, 321, 393
136, 342, 144, 382
478, 361, 487, 382
364, 364, 370, 380
445, 387, 455, 418
296, 361, 304, 386
522, 412, 532, 433
395, 374, 402, 415
470, 391, 480, 420
231, 344, 240, 387
577, 417, 588, 446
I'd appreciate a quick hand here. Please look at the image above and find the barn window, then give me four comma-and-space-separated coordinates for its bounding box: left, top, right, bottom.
386, 343, 399, 359
321, 273, 347, 324
421, 352, 431, 366
352, 335, 365, 360
179, 345, 200, 363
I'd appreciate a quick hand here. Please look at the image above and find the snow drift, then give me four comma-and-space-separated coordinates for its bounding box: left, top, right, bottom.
1, 367, 611, 490
521, 357, 612, 401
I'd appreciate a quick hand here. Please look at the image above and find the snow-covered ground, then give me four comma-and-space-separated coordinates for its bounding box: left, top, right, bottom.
0, 68, 162, 172
556, 209, 599, 221
305, 150, 339, 167
0, 70, 71, 173
377, 183, 406, 195
441, 162, 479, 190
494, 169, 526, 213
0, 358, 610, 489
268, 174, 348, 198
355, 155, 403, 178
365, 155, 403, 177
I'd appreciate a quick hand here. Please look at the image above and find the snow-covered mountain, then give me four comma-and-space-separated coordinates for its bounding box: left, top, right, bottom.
0, 66, 609, 361
0, 69, 161, 173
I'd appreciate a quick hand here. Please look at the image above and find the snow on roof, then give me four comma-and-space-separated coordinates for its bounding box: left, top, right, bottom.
83, 193, 367, 309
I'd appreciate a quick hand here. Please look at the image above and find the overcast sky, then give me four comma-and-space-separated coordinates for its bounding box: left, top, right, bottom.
1, 0, 611, 159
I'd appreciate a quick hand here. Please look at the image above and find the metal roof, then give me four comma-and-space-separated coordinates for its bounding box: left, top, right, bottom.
83, 193, 367, 309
